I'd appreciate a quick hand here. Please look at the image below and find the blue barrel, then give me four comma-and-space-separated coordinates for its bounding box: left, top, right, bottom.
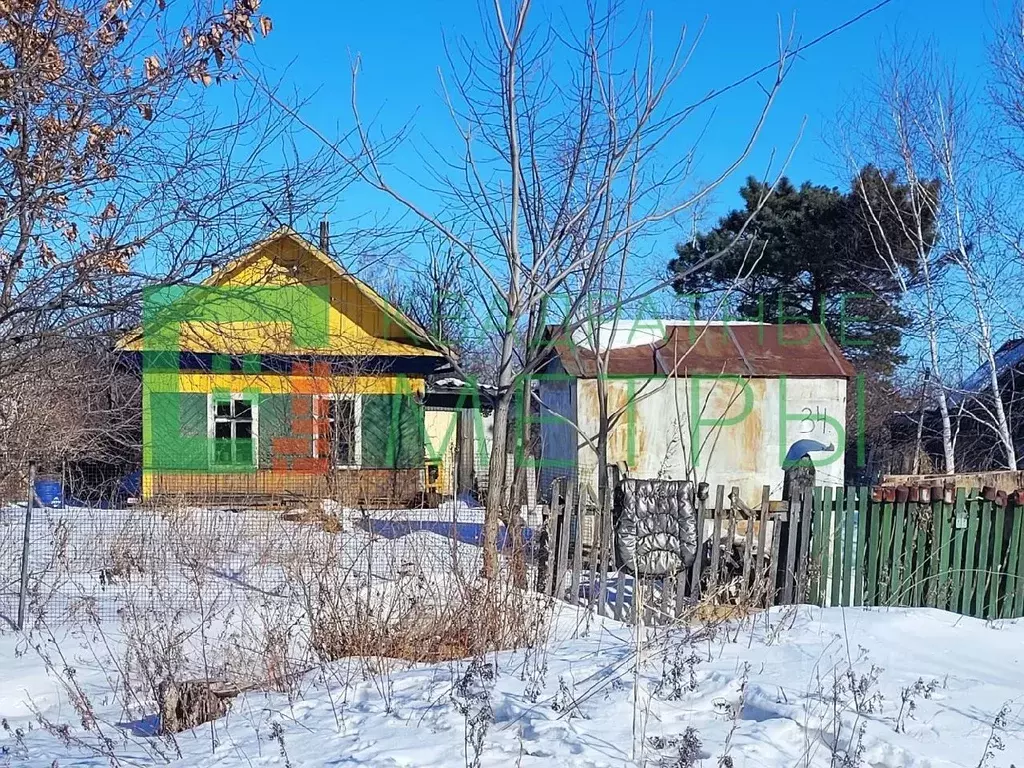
34, 477, 62, 508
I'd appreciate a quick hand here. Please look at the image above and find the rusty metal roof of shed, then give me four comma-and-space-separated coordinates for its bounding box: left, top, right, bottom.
548, 322, 855, 378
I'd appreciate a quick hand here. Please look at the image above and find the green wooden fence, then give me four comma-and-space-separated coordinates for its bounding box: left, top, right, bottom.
810, 486, 1024, 619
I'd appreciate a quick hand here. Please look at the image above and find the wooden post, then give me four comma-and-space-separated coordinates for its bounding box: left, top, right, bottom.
614, 571, 626, 620
1005, 495, 1023, 619
877, 493, 894, 605
783, 493, 800, 604
554, 481, 574, 599
914, 492, 928, 591
754, 486, 770, 606
831, 488, 846, 608
854, 487, 869, 606
819, 487, 834, 606
975, 498, 993, 618
962, 494, 980, 615
456, 410, 475, 498
536, 480, 556, 594
840, 489, 856, 607
1011, 497, 1024, 617
727, 485, 739, 578
661, 573, 674, 623
989, 501, 1006, 620
809, 487, 824, 604
570, 490, 583, 606
934, 495, 953, 610
740, 489, 756, 604
17, 461, 36, 631
690, 486, 708, 601
889, 492, 906, 605
949, 488, 967, 613
709, 486, 724, 600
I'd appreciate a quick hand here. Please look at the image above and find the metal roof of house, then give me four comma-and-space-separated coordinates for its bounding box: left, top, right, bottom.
950, 339, 1024, 405
548, 321, 855, 378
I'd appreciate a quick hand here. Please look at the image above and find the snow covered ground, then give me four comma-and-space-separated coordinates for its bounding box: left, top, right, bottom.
1, 604, 1022, 767
1, 504, 1022, 766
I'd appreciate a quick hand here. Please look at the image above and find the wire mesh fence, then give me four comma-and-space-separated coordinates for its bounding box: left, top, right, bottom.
0, 498, 545, 625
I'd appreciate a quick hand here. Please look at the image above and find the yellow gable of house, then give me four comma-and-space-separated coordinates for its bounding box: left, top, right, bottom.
121, 227, 447, 359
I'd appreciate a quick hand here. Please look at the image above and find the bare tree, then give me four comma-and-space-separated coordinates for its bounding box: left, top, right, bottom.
260, 2, 792, 575
991, 1, 1024, 178
0, 0, 351, 482
845, 51, 956, 474
388, 234, 500, 377
925, 66, 1017, 471
352, 2, 793, 575
851, 45, 1021, 474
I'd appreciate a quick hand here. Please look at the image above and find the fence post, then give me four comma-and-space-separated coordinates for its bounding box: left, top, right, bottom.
830, 487, 846, 608
989, 498, 1006, 620
782, 491, 800, 604
853, 487, 869, 607
754, 485, 770, 606
570, 489, 583, 607
1011, 494, 1024, 618
553, 480, 574, 599
1006, 493, 1024, 619
709, 486, 724, 598
792, 490, 809, 603
535, 479, 555, 594
690, 484, 708, 601
17, 460, 36, 631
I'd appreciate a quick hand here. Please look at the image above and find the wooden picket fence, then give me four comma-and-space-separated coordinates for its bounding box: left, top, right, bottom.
847, 486, 1024, 619
535, 478, 805, 624
536, 478, 1024, 623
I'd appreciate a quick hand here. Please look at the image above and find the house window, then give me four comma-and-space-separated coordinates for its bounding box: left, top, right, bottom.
211, 396, 256, 467
317, 395, 361, 467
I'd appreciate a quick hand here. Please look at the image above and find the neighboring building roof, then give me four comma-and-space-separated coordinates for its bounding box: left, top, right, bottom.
949, 338, 1024, 406
425, 378, 497, 411
547, 321, 855, 378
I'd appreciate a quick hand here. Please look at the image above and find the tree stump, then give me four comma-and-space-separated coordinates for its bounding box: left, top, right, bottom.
157, 679, 240, 734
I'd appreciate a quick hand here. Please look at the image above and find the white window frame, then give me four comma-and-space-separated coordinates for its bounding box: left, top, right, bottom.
207, 393, 260, 469
313, 393, 362, 469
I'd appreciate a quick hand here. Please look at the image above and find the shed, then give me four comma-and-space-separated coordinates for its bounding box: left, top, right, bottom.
537, 320, 855, 504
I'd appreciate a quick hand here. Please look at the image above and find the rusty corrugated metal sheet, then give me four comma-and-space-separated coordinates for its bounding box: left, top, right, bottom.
550, 323, 854, 378
551, 337, 663, 377
659, 325, 751, 375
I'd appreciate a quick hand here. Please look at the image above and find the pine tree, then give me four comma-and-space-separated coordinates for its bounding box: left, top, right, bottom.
669, 167, 938, 375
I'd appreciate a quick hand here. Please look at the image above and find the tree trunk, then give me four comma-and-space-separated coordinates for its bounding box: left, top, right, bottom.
483, 390, 513, 578
926, 326, 955, 474
596, 379, 610, 510
920, 256, 955, 475
982, 339, 1016, 470
965, 269, 1018, 470
912, 368, 931, 475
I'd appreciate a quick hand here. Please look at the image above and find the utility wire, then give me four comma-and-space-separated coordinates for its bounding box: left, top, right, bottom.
685, 0, 897, 113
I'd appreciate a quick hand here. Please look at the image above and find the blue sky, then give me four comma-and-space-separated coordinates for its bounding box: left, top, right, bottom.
241, 0, 1001, 272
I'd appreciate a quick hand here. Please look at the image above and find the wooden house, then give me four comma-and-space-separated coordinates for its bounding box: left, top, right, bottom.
119, 227, 451, 506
